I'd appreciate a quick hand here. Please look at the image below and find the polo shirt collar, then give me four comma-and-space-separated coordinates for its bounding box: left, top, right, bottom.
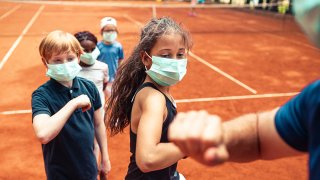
49, 77, 80, 92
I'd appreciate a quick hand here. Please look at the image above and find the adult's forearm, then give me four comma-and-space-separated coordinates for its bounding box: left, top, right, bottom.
222, 108, 294, 162
223, 113, 260, 163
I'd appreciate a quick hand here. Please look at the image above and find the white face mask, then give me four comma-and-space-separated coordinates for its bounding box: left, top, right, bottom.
145, 53, 187, 86
103, 32, 117, 43
46, 60, 82, 82
80, 47, 100, 65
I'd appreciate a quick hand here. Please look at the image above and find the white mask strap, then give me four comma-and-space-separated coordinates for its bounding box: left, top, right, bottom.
145, 51, 152, 59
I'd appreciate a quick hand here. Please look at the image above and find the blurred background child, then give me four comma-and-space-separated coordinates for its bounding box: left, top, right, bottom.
189, 0, 197, 16
74, 30, 109, 169
97, 17, 124, 98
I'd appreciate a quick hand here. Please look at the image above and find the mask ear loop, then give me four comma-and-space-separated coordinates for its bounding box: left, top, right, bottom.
144, 51, 152, 60
144, 51, 152, 71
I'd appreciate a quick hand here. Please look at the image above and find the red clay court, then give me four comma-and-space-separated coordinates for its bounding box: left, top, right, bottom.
0, 0, 319, 179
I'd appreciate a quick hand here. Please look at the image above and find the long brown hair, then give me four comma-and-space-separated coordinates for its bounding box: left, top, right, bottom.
106, 17, 192, 136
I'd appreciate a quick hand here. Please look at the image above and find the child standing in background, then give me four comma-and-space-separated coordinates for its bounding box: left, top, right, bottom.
74, 31, 109, 170
106, 17, 192, 180
97, 17, 124, 97
189, 0, 197, 16
32, 30, 111, 179
75, 31, 109, 107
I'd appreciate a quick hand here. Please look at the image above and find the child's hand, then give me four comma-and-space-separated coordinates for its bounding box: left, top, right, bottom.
73, 94, 92, 112
99, 159, 111, 180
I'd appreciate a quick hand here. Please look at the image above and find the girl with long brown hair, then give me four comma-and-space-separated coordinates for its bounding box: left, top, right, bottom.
106, 17, 192, 180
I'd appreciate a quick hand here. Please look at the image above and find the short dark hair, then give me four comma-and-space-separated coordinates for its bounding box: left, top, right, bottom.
74, 31, 98, 45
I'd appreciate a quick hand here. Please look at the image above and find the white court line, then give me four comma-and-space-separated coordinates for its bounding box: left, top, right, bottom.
0, 109, 31, 115
189, 51, 258, 94
0, 92, 298, 115
122, 14, 143, 27
0, 5, 44, 70
176, 92, 298, 103
0, 5, 20, 20
7, 0, 280, 8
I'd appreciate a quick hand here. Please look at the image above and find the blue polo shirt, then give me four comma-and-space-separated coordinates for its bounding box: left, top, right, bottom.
97, 41, 124, 82
275, 80, 320, 180
32, 77, 101, 180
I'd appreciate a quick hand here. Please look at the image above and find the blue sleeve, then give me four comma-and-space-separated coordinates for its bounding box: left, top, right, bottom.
31, 88, 51, 120
275, 82, 320, 152
96, 42, 103, 60
118, 44, 124, 60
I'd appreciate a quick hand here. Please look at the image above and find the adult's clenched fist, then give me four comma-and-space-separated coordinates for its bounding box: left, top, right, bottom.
168, 111, 229, 166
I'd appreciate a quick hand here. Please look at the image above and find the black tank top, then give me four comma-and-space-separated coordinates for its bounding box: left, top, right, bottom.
125, 82, 178, 180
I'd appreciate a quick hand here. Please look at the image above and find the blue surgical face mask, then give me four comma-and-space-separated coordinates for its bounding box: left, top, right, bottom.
80, 47, 100, 65
293, 0, 320, 47
145, 53, 187, 86
46, 60, 82, 82
103, 32, 117, 43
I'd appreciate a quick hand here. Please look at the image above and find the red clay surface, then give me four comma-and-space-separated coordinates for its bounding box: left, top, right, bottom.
1, 1, 319, 179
